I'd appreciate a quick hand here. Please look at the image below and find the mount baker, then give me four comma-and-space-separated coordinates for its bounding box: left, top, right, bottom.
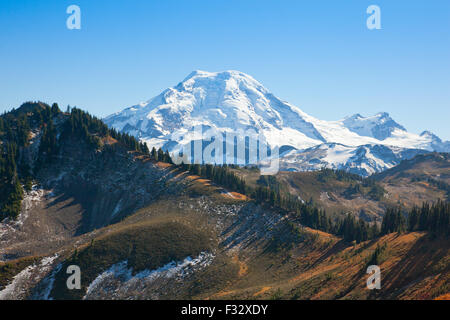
104, 70, 449, 176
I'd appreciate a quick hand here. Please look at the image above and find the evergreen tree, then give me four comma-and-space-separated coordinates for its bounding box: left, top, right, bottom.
381, 207, 406, 235
157, 148, 165, 162
51, 103, 60, 116
407, 200, 449, 237
151, 147, 157, 160
164, 150, 172, 163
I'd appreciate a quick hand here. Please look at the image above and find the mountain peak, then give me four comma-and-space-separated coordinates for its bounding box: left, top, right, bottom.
104, 69, 327, 149
375, 112, 390, 118
182, 70, 214, 81
104, 71, 448, 167
183, 70, 257, 81
179, 70, 264, 92
342, 112, 406, 140
421, 130, 434, 137
420, 131, 449, 152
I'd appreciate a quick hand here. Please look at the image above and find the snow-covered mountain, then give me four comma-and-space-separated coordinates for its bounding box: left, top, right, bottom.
341, 113, 406, 140
104, 70, 449, 175
280, 143, 428, 176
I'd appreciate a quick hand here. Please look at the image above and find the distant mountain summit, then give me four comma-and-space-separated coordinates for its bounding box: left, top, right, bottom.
105, 70, 326, 150
341, 112, 407, 140
105, 70, 449, 175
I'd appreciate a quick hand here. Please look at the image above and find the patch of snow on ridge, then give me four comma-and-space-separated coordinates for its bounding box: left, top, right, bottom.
15, 185, 45, 227
0, 254, 58, 300
83, 252, 215, 299
0, 265, 35, 300
0, 185, 46, 241
321, 144, 356, 164
32, 263, 63, 300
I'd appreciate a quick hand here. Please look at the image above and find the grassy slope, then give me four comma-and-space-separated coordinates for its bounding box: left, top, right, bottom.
375, 153, 450, 183
205, 231, 449, 300
0, 257, 40, 290
50, 221, 213, 299
47, 170, 245, 300
375, 153, 449, 209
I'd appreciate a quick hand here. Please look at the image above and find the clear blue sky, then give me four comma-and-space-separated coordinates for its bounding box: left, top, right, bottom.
1, 0, 449, 139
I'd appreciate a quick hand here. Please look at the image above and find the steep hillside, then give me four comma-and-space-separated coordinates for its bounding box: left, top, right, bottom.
0, 102, 177, 260
207, 231, 449, 300
374, 153, 450, 208
375, 153, 450, 184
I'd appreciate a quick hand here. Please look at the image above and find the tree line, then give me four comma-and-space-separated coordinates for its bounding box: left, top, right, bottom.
0, 102, 152, 220
150, 146, 172, 163
177, 163, 449, 241
178, 162, 378, 243
379, 200, 449, 237
407, 200, 449, 236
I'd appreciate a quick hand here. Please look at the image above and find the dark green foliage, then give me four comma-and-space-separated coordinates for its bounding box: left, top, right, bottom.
0, 102, 57, 220
252, 178, 375, 243
257, 175, 283, 192
164, 150, 172, 164
407, 200, 449, 237
51, 103, 60, 116
140, 141, 149, 154
317, 168, 363, 183
148, 146, 172, 164
0, 144, 25, 220
56, 107, 152, 157
343, 178, 385, 201
344, 183, 363, 198
318, 168, 385, 201
381, 207, 406, 235
192, 163, 201, 175
367, 184, 386, 201
38, 121, 57, 161
0, 257, 40, 290
334, 212, 377, 243
268, 221, 311, 252
24, 178, 33, 192
378, 200, 448, 238
61, 108, 107, 148
367, 242, 387, 266
151, 147, 157, 160
62, 108, 150, 155
186, 164, 247, 194
0, 177, 23, 220
0, 102, 54, 219
157, 148, 164, 161
0, 102, 151, 221
50, 222, 210, 299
